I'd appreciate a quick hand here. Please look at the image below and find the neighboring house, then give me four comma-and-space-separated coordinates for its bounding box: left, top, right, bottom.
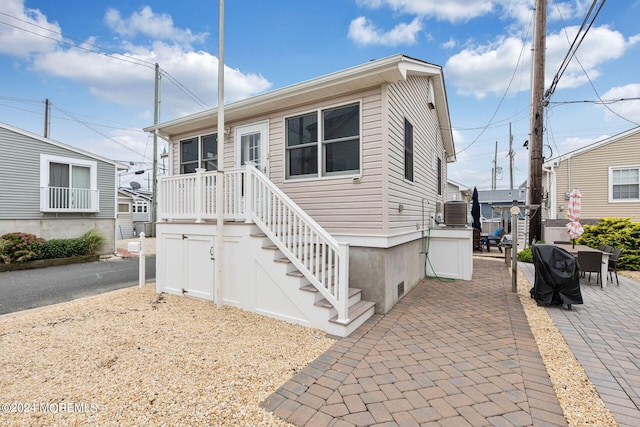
447, 179, 471, 202
541, 126, 640, 243
0, 122, 124, 254
542, 126, 640, 223
118, 187, 152, 236
145, 54, 461, 337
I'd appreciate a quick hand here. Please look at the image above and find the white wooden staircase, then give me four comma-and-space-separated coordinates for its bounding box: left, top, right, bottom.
253, 230, 376, 337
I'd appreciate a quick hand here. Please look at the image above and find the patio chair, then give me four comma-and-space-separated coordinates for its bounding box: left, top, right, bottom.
577, 251, 603, 287
608, 247, 622, 286
473, 228, 483, 252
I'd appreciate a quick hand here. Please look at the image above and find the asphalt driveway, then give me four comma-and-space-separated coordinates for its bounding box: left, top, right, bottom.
0, 256, 155, 315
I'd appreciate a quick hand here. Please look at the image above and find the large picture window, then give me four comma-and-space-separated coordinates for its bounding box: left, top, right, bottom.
610, 167, 639, 201
180, 133, 218, 174
286, 103, 360, 179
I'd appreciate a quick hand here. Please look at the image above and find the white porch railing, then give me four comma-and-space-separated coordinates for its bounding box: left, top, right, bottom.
157, 164, 351, 324
40, 186, 99, 212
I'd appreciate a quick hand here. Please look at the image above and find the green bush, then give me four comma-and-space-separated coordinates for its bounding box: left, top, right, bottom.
578, 217, 640, 271
517, 240, 545, 263
81, 229, 106, 255
0, 232, 45, 264
1, 229, 107, 264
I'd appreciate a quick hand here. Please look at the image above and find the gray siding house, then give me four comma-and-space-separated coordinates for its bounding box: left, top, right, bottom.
0, 122, 123, 254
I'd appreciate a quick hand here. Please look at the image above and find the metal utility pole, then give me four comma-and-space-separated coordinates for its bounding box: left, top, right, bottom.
151, 63, 160, 238
508, 122, 514, 191
215, 0, 225, 308
44, 98, 50, 138
528, 0, 547, 244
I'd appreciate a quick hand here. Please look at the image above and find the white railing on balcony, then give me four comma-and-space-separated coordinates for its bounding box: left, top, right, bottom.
40, 186, 99, 212
157, 168, 246, 222
156, 164, 350, 323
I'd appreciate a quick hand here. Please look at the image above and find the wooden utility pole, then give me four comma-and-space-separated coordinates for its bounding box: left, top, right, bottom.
508, 122, 514, 191
44, 98, 50, 138
528, 0, 547, 244
492, 141, 498, 190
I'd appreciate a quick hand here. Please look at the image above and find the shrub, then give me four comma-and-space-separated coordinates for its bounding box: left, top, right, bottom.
579, 217, 640, 271
81, 229, 106, 255
0, 238, 10, 264
517, 240, 545, 263
0, 232, 44, 264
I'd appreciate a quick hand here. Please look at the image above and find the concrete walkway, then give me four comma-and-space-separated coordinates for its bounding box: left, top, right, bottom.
520, 262, 640, 427
262, 257, 566, 426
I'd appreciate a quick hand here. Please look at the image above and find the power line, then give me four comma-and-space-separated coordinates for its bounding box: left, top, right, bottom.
51, 103, 147, 158
543, 0, 606, 104
456, 9, 534, 155
0, 12, 212, 110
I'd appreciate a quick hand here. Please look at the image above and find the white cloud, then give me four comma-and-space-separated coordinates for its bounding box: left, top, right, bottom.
348, 16, 423, 46
0, 0, 62, 57
441, 37, 457, 49
445, 25, 637, 99
356, 0, 493, 22
601, 84, 640, 123
31, 40, 271, 118
445, 36, 528, 98
104, 6, 208, 48
560, 135, 609, 153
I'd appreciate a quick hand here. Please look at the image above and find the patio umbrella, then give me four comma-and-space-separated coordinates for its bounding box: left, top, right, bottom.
565, 189, 584, 248
471, 187, 482, 231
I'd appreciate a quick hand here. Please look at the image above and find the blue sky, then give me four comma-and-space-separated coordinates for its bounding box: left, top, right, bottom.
1, 0, 638, 190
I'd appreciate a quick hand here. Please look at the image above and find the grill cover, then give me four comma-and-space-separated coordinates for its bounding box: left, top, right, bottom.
531, 244, 583, 306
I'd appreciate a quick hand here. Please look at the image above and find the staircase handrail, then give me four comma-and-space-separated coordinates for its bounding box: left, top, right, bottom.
244, 163, 350, 324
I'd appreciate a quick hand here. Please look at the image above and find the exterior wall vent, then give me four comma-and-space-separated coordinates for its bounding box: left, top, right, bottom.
397, 281, 405, 298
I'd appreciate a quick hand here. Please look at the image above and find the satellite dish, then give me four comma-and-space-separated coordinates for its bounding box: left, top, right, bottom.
130, 181, 141, 190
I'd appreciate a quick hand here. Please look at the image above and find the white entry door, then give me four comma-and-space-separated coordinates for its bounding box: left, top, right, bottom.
236, 121, 268, 174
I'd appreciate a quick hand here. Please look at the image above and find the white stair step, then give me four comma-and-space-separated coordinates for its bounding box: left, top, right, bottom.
329, 300, 376, 326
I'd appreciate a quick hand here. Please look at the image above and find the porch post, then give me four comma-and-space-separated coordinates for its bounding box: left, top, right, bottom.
195, 168, 205, 223
244, 162, 255, 223
337, 242, 350, 324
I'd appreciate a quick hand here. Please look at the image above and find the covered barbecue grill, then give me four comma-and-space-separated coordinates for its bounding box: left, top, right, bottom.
531, 244, 583, 308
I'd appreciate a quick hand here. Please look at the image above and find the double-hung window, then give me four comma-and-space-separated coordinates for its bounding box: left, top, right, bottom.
610, 166, 640, 201
40, 154, 99, 212
180, 133, 218, 174
286, 103, 360, 179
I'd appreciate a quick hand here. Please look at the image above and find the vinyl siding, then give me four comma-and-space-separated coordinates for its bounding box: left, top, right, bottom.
551, 131, 640, 222
271, 89, 385, 235
0, 126, 116, 220
386, 75, 446, 233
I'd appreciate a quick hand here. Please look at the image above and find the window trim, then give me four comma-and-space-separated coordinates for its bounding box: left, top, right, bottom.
40, 154, 99, 212
285, 101, 362, 181
404, 118, 414, 182
609, 165, 640, 202
179, 133, 218, 174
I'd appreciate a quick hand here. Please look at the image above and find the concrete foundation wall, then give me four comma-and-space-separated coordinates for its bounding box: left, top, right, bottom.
0, 219, 116, 255
350, 238, 425, 314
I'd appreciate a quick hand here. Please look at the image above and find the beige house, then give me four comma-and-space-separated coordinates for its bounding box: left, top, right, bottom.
145, 54, 462, 336
543, 126, 640, 224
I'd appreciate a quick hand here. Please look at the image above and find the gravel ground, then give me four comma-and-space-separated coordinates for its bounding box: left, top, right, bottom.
0, 285, 333, 426
2, 242, 638, 426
